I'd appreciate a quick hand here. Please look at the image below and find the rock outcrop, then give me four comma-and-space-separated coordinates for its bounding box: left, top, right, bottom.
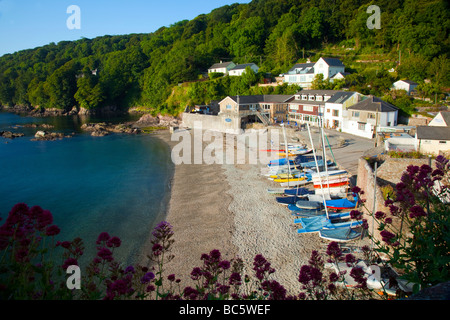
81, 122, 141, 137
0, 131, 25, 139
32, 130, 74, 141
134, 114, 181, 128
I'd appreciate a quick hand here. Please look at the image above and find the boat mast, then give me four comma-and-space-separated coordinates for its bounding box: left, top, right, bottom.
307, 123, 329, 219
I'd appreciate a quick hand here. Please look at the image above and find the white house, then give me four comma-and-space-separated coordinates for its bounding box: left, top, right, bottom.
330, 72, 350, 82
428, 111, 450, 127
286, 90, 359, 129
323, 91, 361, 130
208, 61, 236, 75
283, 57, 346, 88
392, 80, 418, 95
415, 126, 450, 155
228, 63, 259, 76
342, 96, 398, 139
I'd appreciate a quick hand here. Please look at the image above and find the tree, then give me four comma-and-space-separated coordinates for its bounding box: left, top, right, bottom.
429, 54, 450, 86
43, 61, 79, 109
74, 72, 105, 110
311, 74, 329, 90
240, 66, 258, 89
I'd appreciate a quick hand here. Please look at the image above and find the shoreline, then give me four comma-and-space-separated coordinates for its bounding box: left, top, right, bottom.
148, 129, 239, 289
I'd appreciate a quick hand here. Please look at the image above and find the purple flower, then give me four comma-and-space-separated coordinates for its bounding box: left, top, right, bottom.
141, 272, 155, 284
37, 210, 53, 231
106, 236, 121, 248
380, 230, 396, 245
124, 266, 135, 274
219, 260, 231, 270
96, 232, 110, 244
229, 272, 242, 286
183, 286, 199, 300
326, 242, 342, 259
345, 254, 356, 266
261, 280, 287, 300
253, 254, 275, 281
409, 205, 427, 219
167, 274, 176, 282
45, 225, 60, 237
374, 211, 385, 220
62, 258, 78, 270
350, 210, 362, 220
190, 267, 203, 281
97, 247, 113, 261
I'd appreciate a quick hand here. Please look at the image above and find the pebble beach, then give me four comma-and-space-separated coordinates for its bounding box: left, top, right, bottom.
150, 127, 372, 295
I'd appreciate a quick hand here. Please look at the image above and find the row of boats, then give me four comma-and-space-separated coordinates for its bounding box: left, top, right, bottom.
260, 127, 413, 295
262, 138, 364, 242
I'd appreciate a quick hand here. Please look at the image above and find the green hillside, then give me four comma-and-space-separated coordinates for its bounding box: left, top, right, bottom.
0, 0, 448, 116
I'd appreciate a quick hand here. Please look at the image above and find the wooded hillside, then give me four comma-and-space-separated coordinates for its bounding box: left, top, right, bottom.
0, 0, 448, 116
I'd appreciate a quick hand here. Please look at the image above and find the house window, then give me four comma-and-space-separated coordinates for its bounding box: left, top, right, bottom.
358, 123, 365, 130
303, 105, 314, 112
439, 141, 447, 144
332, 110, 339, 117
300, 76, 306, 82
326, 109, 330, 113
387, 122, 391, 126
368, 113, 376, 119
226, 104, 232, 110
352, 111, 360, 118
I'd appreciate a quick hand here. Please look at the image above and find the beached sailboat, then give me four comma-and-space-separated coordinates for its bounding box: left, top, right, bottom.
298, 219, 363, 234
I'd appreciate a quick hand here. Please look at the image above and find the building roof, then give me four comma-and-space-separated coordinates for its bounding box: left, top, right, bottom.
416, 126, 450, 140
394, 79, 418, 86
347, 96, 398, 112
326, 91, 356, 104
226, 94, 291, 104
209, 61, 234, 69
320, 57, 345, 67
288, 63, 315, 73
284, 90, 349, 104
433, 111, 450, 126
261, 95, 292, 103
230, 63, 257, 71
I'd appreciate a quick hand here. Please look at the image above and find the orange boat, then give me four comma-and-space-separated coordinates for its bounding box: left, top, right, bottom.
313, 181, 349, 189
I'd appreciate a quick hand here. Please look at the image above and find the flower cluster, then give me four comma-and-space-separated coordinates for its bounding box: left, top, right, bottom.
358, 155, 450, 291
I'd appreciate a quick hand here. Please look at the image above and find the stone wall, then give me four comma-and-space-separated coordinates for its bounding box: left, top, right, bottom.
356, 157, 432, 245
181, 112, 242, 134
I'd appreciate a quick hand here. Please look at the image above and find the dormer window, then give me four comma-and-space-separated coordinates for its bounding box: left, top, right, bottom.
302, 95, 307, 100
295, 95, 301, 100
316, 96, 323, 101
308, 95, 315, 101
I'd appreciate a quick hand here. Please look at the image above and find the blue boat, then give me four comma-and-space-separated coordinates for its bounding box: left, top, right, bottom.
284, 188, 314, 196
319, 227, 362, 242
276, 195, 308, 205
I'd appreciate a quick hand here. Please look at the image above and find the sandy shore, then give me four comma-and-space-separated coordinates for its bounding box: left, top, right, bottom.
150, 127, 370, 295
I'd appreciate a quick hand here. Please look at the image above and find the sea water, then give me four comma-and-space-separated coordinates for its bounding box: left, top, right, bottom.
0, 111, 173, 266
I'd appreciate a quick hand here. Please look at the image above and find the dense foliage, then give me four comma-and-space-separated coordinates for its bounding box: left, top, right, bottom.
0, 0, 448, 116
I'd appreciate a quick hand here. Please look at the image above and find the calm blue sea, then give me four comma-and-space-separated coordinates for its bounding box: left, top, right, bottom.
0, 111, 174, 266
